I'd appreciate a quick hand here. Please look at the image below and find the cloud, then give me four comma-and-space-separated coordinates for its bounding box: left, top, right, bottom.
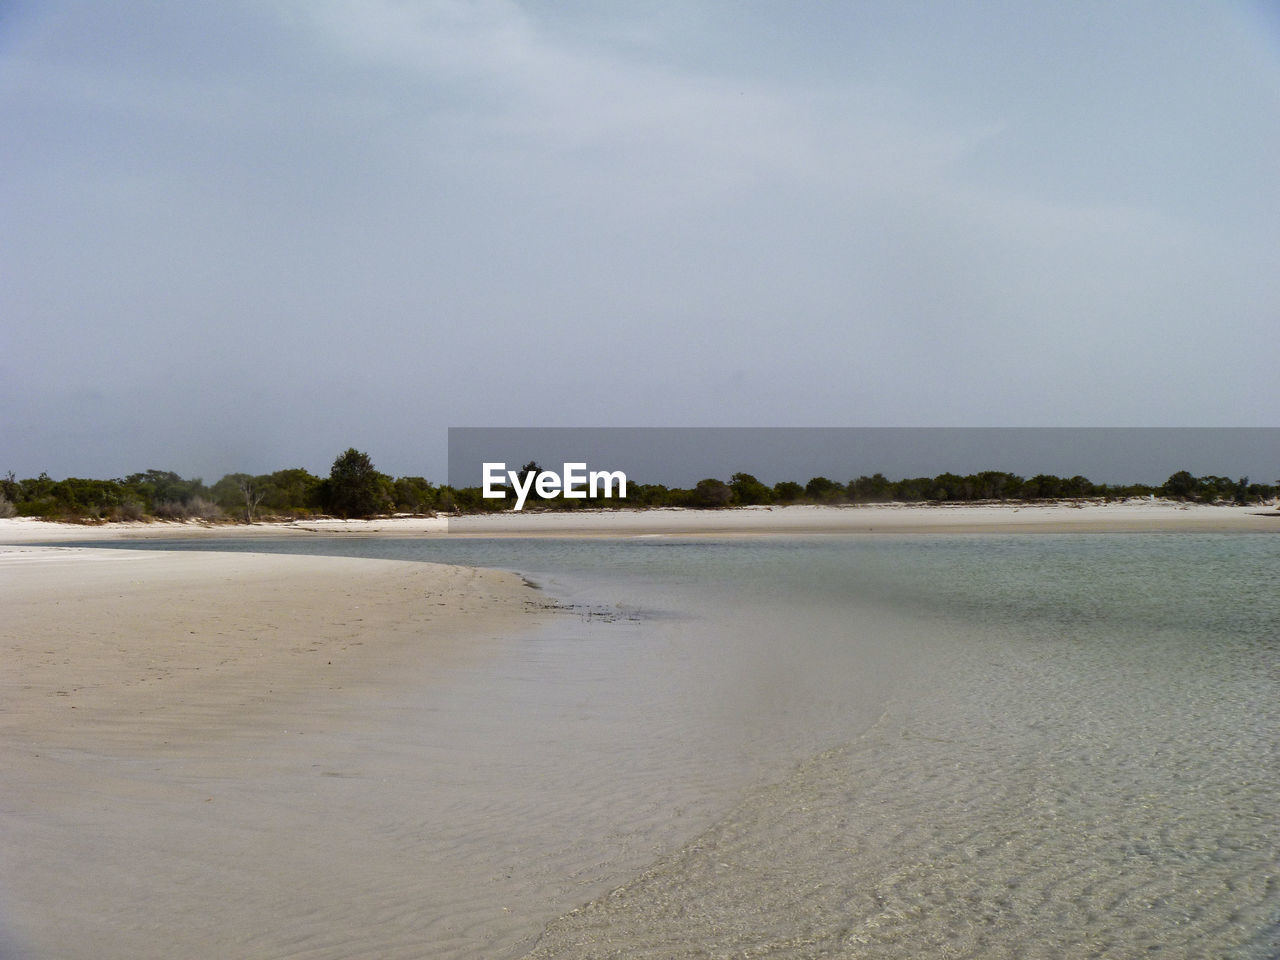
289, 0, 995, 213
3, 2, 1278, 479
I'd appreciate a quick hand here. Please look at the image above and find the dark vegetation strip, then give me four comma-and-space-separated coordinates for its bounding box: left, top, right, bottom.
1, 450, 1274, 523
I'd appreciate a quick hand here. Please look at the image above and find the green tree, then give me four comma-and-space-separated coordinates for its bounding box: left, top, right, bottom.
895, 478, 930, 501
729, 472, 772, 506
123, 470, 207, 511
211, 473, 267, 522
804, 476, 844, 503
773, 480, 804, 503
627, 483, 673, 507
326, 448, 390, 518
848, 473, 893, 502
928, 472, 967, 501
974, 471, 1024, 501
691, 478, 733, 509
1023, 474, 1065, 499
1162, 470, 1198, 501
260, 468, 324, 515
393, 476, 437, 514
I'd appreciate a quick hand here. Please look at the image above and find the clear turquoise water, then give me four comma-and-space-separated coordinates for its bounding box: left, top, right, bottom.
59, 533, 1280, 957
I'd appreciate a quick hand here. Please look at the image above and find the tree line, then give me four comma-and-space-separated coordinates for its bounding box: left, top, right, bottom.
0, 450, 1274, 523
0, 450, 435, 522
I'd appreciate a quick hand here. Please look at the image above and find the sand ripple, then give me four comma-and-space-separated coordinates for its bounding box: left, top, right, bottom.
522, 614, 1280, 959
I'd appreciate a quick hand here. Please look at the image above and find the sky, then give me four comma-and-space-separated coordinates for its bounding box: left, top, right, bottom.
2, 1, 1278, 482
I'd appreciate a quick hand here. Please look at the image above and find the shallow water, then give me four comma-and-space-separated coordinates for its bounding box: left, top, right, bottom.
33, 533, 1280, 957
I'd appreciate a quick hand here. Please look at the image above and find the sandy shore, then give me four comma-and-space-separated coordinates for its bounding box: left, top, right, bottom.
0, 500, 1277, 544
0, 546, 546, 959
3, 507, 1276, 957
447, 500, 1280, 536
0, 547, 540, 746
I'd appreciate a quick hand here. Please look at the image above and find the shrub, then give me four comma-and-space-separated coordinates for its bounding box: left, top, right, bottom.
691, 478, 733, 509
773, 481, 804, 503
805, 476, 845, 503
729, 472, 772, 506
17, 498, 58, 518
109, 502, 146, 522
190, 497, 224, 520
153, 497, 224, 520
0, 496, 15, 518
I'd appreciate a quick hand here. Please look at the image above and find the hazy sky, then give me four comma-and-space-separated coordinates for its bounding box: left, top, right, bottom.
3, 1, 1278, 481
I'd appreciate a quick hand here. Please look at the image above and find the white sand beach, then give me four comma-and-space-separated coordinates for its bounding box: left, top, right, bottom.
2, 504, 1278, 958
0, 547, 550, 959
0, 500, 1276, 545
444, 500, 1280, 536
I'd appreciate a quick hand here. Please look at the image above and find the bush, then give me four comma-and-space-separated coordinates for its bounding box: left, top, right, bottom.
691, 478, 733, 509
773, 481, 804, 503
393, 476, 437, 514
805, 476, 845, 503
729, 472, 772, 506
109, 502, 146, 522
0, 496, 15, 518
153, 497, 224, 520
17, 498, 58, 518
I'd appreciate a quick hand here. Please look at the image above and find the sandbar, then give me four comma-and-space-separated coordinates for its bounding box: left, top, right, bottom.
0, 500, 1277, 545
